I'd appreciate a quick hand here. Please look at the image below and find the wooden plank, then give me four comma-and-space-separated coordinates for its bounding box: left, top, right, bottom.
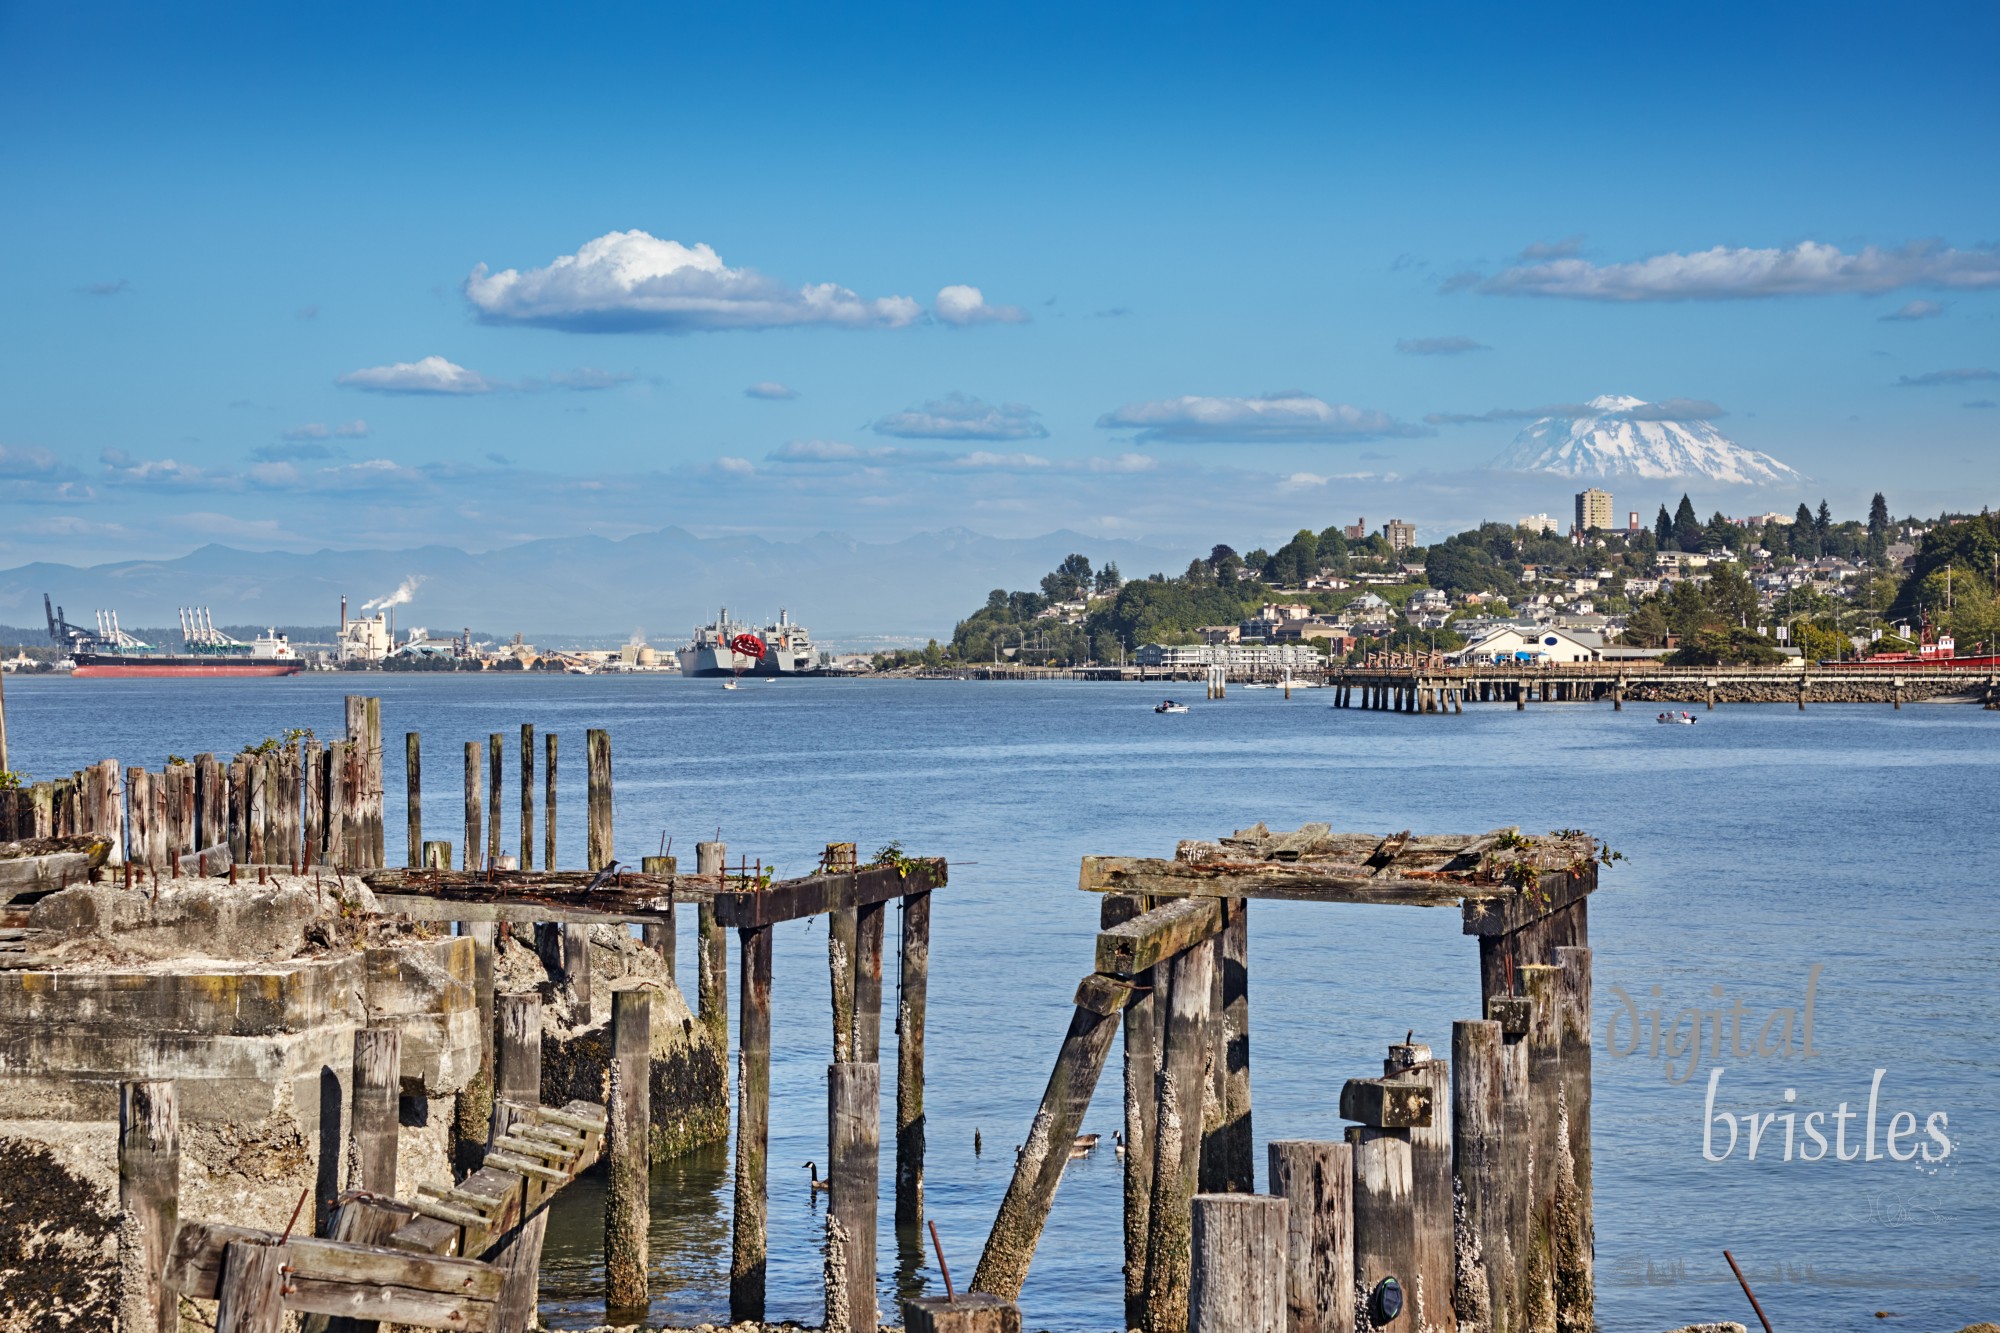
1338, 1078, 1432, 1129
970, 1001, 1122, 1300
118, 1079, 180, 1333
1082, 856, 1476, 908
1095, 897, 1225, 977
167, 1221, 503, 1326
215, 1239, 285, 1333
1461, 866, 1597, 938
712, 858, 946, 928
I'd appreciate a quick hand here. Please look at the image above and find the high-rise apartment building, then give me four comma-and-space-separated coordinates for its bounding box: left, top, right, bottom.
1575, 488, 1613, 533
1383, 518, 1417, 552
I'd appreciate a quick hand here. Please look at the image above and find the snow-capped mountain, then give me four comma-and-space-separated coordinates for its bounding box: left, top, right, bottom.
1493, 395, 1802, 485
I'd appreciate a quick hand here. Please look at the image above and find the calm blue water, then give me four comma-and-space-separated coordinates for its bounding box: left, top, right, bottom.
5, 673, 1995, 1332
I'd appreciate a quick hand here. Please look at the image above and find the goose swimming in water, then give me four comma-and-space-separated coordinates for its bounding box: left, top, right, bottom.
802, 1161, 830, 1193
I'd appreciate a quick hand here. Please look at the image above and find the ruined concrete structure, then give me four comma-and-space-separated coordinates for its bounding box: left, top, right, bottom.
0, 875, 727, 1331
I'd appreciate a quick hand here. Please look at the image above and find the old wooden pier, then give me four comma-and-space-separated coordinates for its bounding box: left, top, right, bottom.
3, 696, 959, 1332
1330, 660, 2000, 713
972, 822, 1604, 1333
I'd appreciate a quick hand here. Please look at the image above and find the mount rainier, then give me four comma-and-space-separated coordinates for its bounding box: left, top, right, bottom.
1493, 395, 1803, 485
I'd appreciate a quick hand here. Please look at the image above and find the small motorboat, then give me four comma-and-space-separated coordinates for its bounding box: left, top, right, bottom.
723, 680, 740, 690
1655, 711, 1696, 724
1155, 699, 1189, 714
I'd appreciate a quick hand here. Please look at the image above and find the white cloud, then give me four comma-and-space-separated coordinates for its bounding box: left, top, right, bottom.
746, 381, 798, 400
464, 229, 924, 332
1879, 299, 1948, 322
1396, 336, 1489, 355
339, 355, 494, 395
1898, 367, 1999, 386
1096, 392, 1429, 443
100, 448, 219, 487
769, 439, 897, 462
959, 451, 1051, 469
934, 284, 1028, 327
0, 443, 70, 480
1476, 240, 2000, 301
873, 392, 1048, 441
282, 420, 370, 441
713, 456, 757, 475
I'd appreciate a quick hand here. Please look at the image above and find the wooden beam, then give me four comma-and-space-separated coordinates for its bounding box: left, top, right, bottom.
1083, 855, 1475, 908
1095, 897, 1224, 977
166, 1222, 504, 1330
712, 859, 946, 928
1461, 865, 1596, 937
971, 1000, 1121, 1299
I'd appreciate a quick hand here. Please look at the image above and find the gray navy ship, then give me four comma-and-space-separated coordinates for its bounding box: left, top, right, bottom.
680, 608, 821, 676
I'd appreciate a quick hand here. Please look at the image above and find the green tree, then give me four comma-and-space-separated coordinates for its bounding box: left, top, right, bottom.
1094, 562, 1122, 595
1672, 494, 1703, 552
1703, 511, 1737, 552
1790, 503, 1817, 558
1655, 504, 1674, 549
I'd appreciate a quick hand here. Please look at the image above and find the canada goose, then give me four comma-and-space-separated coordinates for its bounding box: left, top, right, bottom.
1113, 1130, 1125, 1160
802, 1161, 830, 1193
1070, 1133, 1100, 1159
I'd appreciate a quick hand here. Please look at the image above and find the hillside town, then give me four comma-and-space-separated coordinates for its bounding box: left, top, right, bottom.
928, 492, 1996, 675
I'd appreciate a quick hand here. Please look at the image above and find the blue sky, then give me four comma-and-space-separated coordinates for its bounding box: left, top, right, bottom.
2, 1, 1996, 565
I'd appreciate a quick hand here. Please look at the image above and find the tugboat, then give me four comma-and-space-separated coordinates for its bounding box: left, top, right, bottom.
46, 595, 302, 678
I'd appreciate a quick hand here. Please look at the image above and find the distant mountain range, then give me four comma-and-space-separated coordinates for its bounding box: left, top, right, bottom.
1495, 395, 1804, 485
0, 527, 1194, 646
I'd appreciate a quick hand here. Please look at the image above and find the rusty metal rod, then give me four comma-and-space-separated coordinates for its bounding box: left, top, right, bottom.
1723, 1249, 1774, 1333
928, 1218, 956, 1302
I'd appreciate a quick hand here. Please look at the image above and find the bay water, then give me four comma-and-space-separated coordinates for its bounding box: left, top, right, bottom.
4, 673, 1993, 1331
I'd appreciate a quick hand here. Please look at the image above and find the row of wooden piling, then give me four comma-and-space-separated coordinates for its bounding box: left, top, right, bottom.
0, 697, 386, 869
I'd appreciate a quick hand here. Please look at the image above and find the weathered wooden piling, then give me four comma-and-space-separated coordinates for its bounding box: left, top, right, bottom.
1120, 906, 1162, 1327
518, 724, 534, 870
903, 1293, 1023, 1332
490, 994, 547, 1332
405, 733, 422, 868
214, 1239, 288, 1333
118, 1079, 181, 1333
971, 979, 1125, 1300
1189, 1193, 1287, 1333
641, 855, 677, 977
350, 1025, 401, 1196
563, 922, 592, 1026
1385, 1040, 1454, 1332
197, 753, 224, 853
543, 732, 557, 870
300, 741, 322, 865
697, 841, 729, 1049
245, 759, 267, 864
346, 695, 385, 867
1266, 1140, 1354, 1333
826, 1061, 880, 1333
1347, 1121, 1419, 1333
829, 902, 858, 1063
586, 728, 612, 869
128, 767, 154, 870
1554, 946, 1593, 1333
1488, 994, 1533, 1323
1220, 900, 1253, 1192
855, 898, 886, 1062
604, 986, 653, 1311
731, 916, 774, 1321
896, 886, 931, 1227
492, 994, 543, 1138
422, 840, 452, 869
1454, 1019, 1507, 1333
463, 742, 483, 872
1520, 964, 1563, 1329
1143, 940, 1216, 1333
487, 733, 504, 869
